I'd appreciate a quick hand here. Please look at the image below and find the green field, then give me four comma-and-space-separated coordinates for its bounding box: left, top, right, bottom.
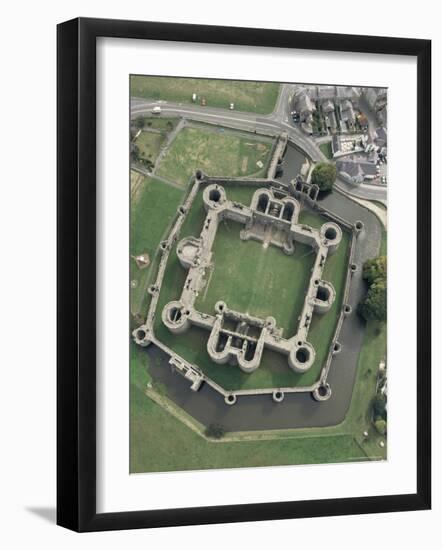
157, 126, 274, 186
153, 185, 350, 390
130, 316, 386, 473
130, 75, 280, 114
134, 131, 165, 164
196, 220, 315, 336
132, 117, 179, 165
130, 175, 184, 318
130, 342, 367, 473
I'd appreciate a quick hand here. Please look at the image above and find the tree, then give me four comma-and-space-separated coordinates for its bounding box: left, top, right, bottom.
363, 256, 387, 285
372, 395, 387, 420
359, 279, 387, 321
374, 418, 387, 435
204, 423, 226, 440
130, 144, 140, 162
359, 255, 387, 322
311, 162, 337, 192
135, 116, 145, 129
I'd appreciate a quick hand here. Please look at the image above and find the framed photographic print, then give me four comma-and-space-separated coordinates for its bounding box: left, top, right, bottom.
57, 17, 431, 531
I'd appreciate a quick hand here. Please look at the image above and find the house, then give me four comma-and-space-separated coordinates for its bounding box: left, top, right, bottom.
317, 97, 337, 133
317, 85, 336, 101
374, 127, 387, 147
340, 99, 356, 125
322, 99, 335, 114
336, 157, 378, 185
358, 161, 378, 179
292, 87, 316, 134
363, 87, 387, 112
336, 86, 361, 107
331, 134, 368, 157
324, 110, 337, 132
357, 112, 369, 130
378, 105, 388, 127
363, 88, 388, 125
336, 160, 364, 185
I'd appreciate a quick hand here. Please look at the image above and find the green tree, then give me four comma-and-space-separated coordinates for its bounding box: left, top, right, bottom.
359, 278, 387, 321
135, 116, 145, 129
130, 144, 140, 162
372, 395, 387, 420
359, 255, 387, 322
374, 418, 387, 435
204, 423, 226, 440
311, 162, 337, 191
363, 256, 387, 285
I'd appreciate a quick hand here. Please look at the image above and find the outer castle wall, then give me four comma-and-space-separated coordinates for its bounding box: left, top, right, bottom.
133, 135, 364, 403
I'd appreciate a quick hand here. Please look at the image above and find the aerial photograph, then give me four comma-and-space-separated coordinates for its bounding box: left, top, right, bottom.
129, 76, 387, 474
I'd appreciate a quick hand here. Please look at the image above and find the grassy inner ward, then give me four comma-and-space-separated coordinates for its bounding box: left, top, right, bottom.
196, 219, 315, 337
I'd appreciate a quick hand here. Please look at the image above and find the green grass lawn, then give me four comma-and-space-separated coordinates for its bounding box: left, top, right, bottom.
157, 126, 274, 186
319, 141, 333, 159
130, 75, 280, 114
134, 131, 165, 164
341, 320, 387, 456
196, 219, 314, 336
130, 175, 184, 318
130, 316, 386, 473
152, 185, 350, 390
130, 342, 366, 473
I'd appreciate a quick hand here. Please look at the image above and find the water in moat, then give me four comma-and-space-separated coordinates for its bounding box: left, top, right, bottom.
275, 142, 306, 184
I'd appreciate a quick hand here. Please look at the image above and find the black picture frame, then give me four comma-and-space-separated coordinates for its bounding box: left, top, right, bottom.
57, 17, 431, 532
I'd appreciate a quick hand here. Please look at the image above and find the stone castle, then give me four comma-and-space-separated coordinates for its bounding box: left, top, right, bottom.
133, 136, 364, 404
